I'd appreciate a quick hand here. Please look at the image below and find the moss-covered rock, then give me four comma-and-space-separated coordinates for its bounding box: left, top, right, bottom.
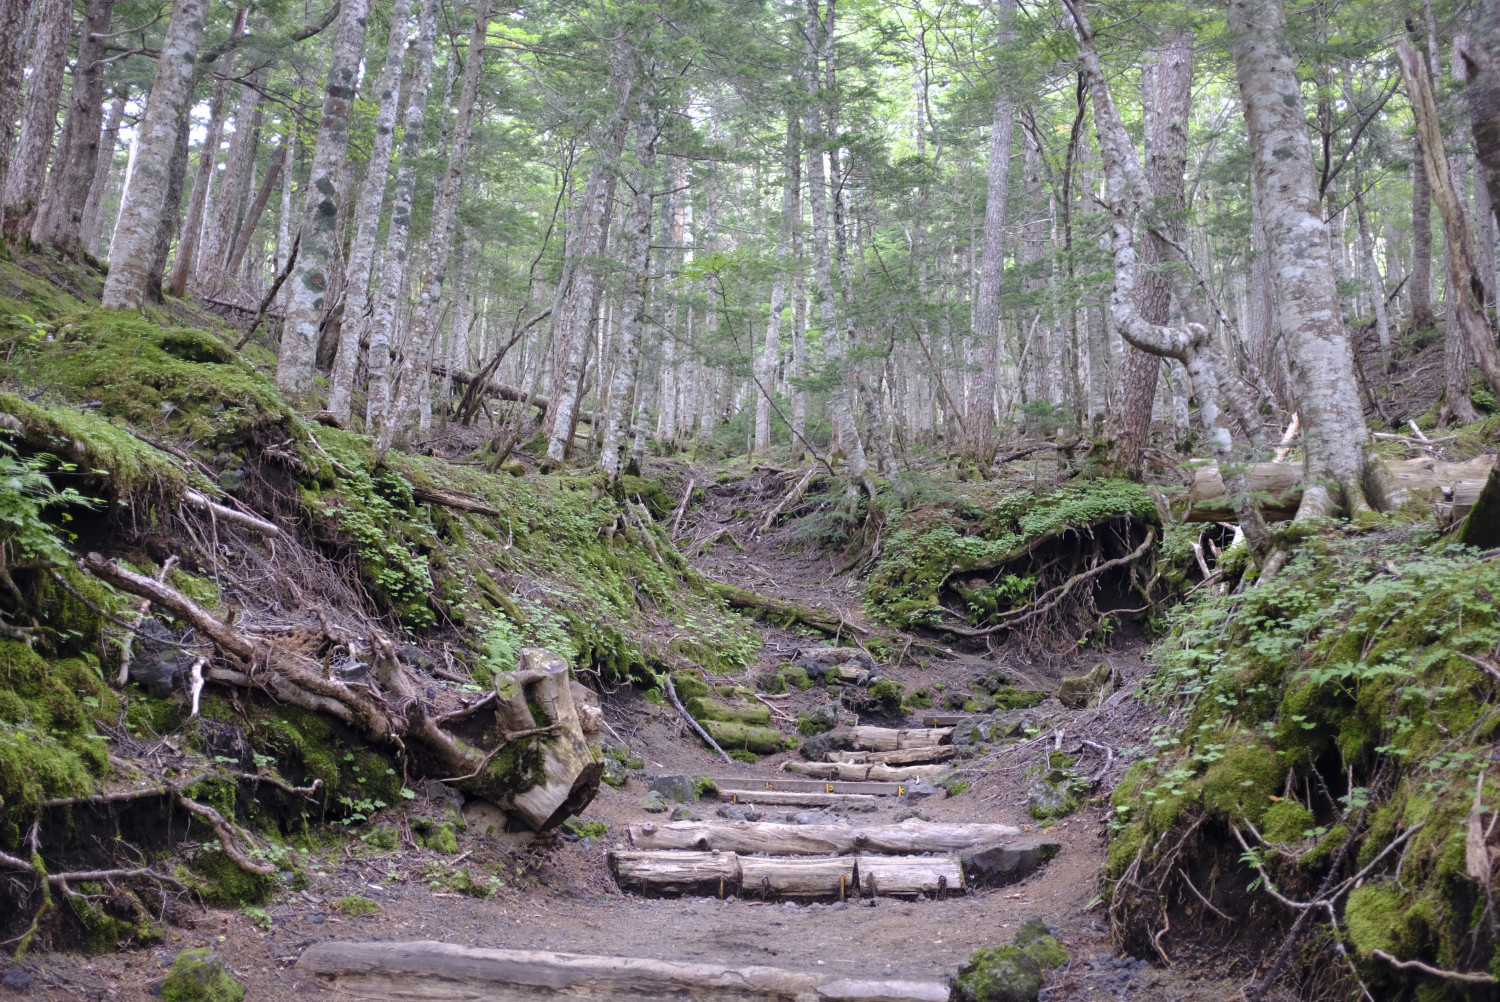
702, 720, 786, 755
158, 948, 245, 1002
336, 895, 381, 917
955, 919, 1068, 1002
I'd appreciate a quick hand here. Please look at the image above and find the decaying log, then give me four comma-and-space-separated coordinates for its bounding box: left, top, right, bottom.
297, 940, 953, 1001
628, 818, 1022, 856
827, 746, 957, 766
430, 364, 550, 412
1186, 458, 1493, 522
783, 761, 949, 782
847, 726, 953, 751
410, 485, 502, 517
82, 554, 602, 831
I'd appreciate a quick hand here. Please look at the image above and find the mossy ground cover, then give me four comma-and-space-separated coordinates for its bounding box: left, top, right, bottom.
1109, 520, 1500, 997
861, 477, 1156, 628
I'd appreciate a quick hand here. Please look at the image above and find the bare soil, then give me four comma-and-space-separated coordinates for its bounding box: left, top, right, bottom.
9, 461, 1258, 1001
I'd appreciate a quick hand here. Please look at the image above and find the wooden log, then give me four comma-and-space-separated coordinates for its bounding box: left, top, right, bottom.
716, 778, 908, 795
1185, 457, 1493, 522
297, 940, 951, 1001
855, 856, 965, 899
828, 747, 958, 766
608, 850, 741, 898
717, 790, 880, 808
628, 818, 1022, 856
783, 762, 949, 782
847, 726, 953, 751
183, 490, 282, 537
740, 855, 856, 901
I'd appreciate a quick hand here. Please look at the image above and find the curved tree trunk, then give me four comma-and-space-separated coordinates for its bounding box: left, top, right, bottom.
1, 0, 71, 243
275, 0, 371, 397
101, 0, 209, 310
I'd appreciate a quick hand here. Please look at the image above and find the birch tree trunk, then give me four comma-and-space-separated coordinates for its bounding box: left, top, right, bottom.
756, 116, 799, 453
0, 0, 31, 195
1, 0, 71, 243
964, 0, 1016, 470
1411, 153, 1437, 329
32, 0, 112, 255
1351, 155, 1392, 367
363, 0, 439, 430
79, 92, 127, 256
377, 1, 490, 453
166, 7, 247, 299
327, 0, 416, 425
1227, 0, 1377, 510
275, 0, 371, 397
101, 0, 209, 311
220, 136, 286, 293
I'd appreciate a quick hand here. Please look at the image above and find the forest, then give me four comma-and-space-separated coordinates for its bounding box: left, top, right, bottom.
0, 0, 1498, 997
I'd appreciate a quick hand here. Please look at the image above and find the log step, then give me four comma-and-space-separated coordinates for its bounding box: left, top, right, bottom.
827, 746, 957, 766
608, 850, 966, 901
848, 726, 953, 751
717, 789, 881, 807
629, 818, 1022, 856
784, 761, 949, 782
298, 939, 951, 1001
920, 715, 977, 728
716, 778, 910, 796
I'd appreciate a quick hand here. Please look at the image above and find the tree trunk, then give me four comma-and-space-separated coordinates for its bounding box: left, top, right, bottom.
275, 0, 371, 397
1, 0, 71, 243
628, 818, 1017, 856
0, 0, 31, 196
805, 0, 866, 484
362, 0, 439, 430
1351, 155, 1392, 367
145, 101, 195, 303
101, 0, 209, 310
197, 54, 267, 296
378, 1, 491, 453
1468, 0, 1500, 229
1411, 152, 1437, 329
166, 8, 247, 299
1226, 0, 1377, 511
32, 0, 111, 255
326, 0, 416, 425
965, 0, 1017, 470
219, 138, 287, 292
600, 103, 661, 480
755, 115, 799, 454
79, 91, 126, 256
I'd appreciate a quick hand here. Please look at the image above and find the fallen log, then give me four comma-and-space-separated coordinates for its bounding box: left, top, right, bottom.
827, 746, 957, 766
847, 726, 953, 751
431, 364, 549, 412
183, 490, 281, 537
783, 761, 949, 782
716, 778, 907, 795
856, 856, 964, 899
410, 485, 502, 517
706, 581, 864, 637
297, 940, 952, 1001
1186, 457, 1492, 522
628, 818, 1022, 856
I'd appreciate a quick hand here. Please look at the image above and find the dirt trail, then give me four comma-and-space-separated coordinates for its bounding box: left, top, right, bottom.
16, 463, 1245, 1000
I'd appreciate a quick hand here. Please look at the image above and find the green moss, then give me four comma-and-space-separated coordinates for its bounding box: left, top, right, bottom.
185, 851, 275, 906
686, 696, 771, 725
562, 817, 608, 839
867, 678, 905, 714
702, 720, 785, 754
335, 895, 381, 917
159, 948, 245, 1002
779, 666, 812, 691
1198, 739, 1280, 826
1261, 800, 1315, 843
992, 687, 1048, 710
68, 883, 162, 952
1345, 885, 1412, 956
0, 640, 114, 815
954, 945, 1043, 1002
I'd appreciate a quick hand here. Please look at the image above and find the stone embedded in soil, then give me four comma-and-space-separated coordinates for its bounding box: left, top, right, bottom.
961, 841, 1062, 888
1025, 779, 1073, 819
157, 948, 245, 1002
1, 967, 31, 990
669, 805, 694, 820
955, 918, 1070, 1002
716, 804, 765, 821
650, 775, 700, 804
1056, 662, 1115, 709
639, 793, 669, 813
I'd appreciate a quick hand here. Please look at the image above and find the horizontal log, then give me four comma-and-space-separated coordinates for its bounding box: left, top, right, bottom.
828, 746, 957, 766
607, 851, 965, 902
609, 850, 740, 898
1186, 457, 1493, 522
410, 485, 502, 517
628, 818, 1022, 856
856, 856, 964, 899
921, 715, 977, 728
783, 761, 949, 782
847, 726, 953, 751
717, 790, 880, 807
183, 490, 281, 537
716, 778, 908, 795
431, 364, 549, 412
740, 855, 857, 900
297, 939, 953, 1001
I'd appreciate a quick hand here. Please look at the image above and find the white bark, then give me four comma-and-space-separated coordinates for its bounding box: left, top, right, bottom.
79, 93, 127, 256
755, 116, 799, 453
1, 0, 70, 242
101, 0, 209, 310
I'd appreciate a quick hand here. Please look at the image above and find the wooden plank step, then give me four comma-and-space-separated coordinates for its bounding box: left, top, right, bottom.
716, 789, 881, 807
714, 777, 909, 796
628, 818, 1023, 856
298, 939, 951, 1001
608, 850, 966, 902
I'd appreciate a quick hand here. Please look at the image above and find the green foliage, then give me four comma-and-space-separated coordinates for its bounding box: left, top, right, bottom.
159, 948, 245, 1002
562, 817, 608, 839
0, 641, 114, 818
335, 895, 381, 917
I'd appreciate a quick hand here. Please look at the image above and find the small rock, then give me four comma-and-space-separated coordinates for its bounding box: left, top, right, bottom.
1, 967, 31, 990
961, 841, 1062, 888
639, 793, 669, 814
158, 948, 245, 1002
717, 804, 750, 821
1025, 779, 1074, 820
902, 779, 939, 799
894, 808, 931, 823
789, 810, 834, 825
649, 774, 699, 804
1057, 662, 1114, 710
669, 805, 693, 820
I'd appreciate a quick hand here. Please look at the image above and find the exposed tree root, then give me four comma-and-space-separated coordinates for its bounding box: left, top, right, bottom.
706, 581, 866, 638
